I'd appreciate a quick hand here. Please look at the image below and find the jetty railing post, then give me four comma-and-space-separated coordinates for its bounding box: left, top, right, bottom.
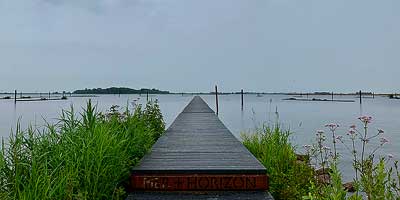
241, 89, 243, 111
14, 90, 17, 104
215, 85, 219, 116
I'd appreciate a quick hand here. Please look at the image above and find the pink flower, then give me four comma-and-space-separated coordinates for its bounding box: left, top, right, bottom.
347, 129, 357, 139
358, 116, 372, 124
325, 123, 340, 131
378, 129, 384, 134
335, 135, 343, 141
388, 153, 394, 159
380, 137, 389, 144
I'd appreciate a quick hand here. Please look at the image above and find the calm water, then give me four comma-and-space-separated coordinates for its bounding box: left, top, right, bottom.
1, 94, 399, 181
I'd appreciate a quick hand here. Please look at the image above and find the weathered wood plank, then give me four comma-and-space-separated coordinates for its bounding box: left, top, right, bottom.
132, 174, 268, 191
127, 191, 274, 200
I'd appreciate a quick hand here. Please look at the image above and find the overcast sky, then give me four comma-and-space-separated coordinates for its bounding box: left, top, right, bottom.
0, 0, 399, 93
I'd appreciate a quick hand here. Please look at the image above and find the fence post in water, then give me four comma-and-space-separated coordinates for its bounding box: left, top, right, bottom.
215, 85, 219, 116
241, 89, 244, 111
14, 90, 17, 104
359, 90, 362, 104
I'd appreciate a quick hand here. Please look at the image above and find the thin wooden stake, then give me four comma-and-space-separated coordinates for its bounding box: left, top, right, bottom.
241, 89, 244, 111
215, 85, 219, 116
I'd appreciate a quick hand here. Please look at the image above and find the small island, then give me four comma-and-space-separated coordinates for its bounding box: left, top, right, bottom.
73, 87, 170, 94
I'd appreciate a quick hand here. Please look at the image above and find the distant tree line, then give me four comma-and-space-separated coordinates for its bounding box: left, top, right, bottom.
73, 87, 170, 94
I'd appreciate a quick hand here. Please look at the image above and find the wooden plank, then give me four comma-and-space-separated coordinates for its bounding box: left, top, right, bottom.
132, 174, 268, 191
127, 191, 274, 200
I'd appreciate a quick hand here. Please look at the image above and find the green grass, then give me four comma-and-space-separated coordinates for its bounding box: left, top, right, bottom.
242, 125, 315, 200
0, 99, 165, 200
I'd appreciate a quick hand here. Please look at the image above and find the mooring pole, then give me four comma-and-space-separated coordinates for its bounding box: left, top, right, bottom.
241, 89, 244, 111
146, 90, 149, 102
49, 92, 51, 99
14, 90, 17, 104
20, 92, 22, 98
359, 90, 362, 104
331, 92, 334, 101
215, 85, 219, 116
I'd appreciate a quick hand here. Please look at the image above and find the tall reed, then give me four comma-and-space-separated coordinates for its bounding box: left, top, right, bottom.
0, 99, 165, 200
242, 125, 315, 200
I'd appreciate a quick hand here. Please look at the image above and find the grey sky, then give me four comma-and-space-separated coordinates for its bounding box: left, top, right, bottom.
0, 0, 399, 93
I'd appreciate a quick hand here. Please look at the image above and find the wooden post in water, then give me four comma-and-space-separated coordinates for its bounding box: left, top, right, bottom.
146, 90, 149, 102
359, 90, 362, 104
241, 89, 244, 111
215, 85, 219, 116
48, 92, 51, 99
331, 92, 334, 101
373, 92, 375, 99
14, 90, 17, 104
20, 92, 22, 98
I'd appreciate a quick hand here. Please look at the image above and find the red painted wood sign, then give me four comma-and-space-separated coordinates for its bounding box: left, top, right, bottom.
131, 174, 268, 191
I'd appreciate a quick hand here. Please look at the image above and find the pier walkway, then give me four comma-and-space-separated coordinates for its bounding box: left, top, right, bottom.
128, 96, 272, 199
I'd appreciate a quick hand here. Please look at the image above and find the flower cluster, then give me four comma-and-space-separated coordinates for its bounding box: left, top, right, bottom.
325, 123, 340, 132
358, 115, 372, 124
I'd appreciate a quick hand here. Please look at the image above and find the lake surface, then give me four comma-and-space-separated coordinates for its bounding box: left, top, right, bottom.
1, 94, 399, 181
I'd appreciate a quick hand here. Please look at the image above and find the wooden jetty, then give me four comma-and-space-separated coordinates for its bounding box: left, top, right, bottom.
283, 97, 355, 103
15, 97, 68, 102
128, 96, 272, 199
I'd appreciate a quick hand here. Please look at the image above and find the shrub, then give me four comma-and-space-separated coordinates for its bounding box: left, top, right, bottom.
242, 125, 315, 200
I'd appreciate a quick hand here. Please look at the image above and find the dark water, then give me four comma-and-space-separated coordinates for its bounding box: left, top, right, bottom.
1, 94, 399, 181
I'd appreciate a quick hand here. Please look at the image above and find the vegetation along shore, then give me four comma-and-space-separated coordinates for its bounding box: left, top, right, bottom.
0, 100, 165, 199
